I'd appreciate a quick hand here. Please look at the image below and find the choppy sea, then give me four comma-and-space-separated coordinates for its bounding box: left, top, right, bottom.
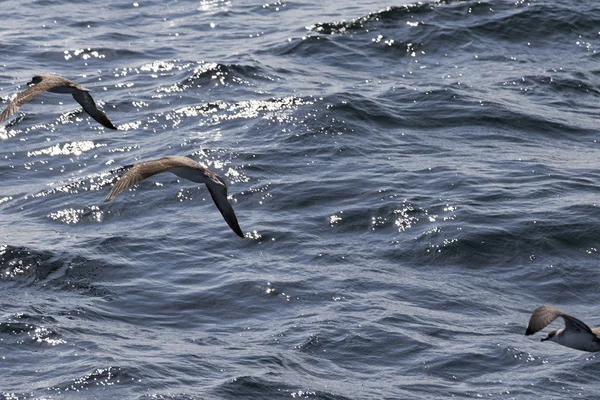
1, 0, 600, 398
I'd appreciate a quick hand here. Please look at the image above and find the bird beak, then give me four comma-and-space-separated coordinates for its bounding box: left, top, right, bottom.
540, 338, 548, 342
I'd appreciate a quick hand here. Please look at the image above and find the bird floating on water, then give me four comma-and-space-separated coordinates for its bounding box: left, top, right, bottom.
525, 305, 600, 352
105, 156, 244, 238
0, 74, 117, 130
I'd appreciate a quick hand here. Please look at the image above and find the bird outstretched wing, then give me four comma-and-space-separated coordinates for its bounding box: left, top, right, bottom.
0, 80, 56, 123
72, 90, 117, 130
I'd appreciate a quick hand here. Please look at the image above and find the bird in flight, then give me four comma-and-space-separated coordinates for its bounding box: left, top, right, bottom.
105, 156, 245, 238
0, 74, 117, 130
525, 305, 600, 352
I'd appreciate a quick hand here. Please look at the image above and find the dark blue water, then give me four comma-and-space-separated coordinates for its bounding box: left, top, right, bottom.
1, 0, 600, 398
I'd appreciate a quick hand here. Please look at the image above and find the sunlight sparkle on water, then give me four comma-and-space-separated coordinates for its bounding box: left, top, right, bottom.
27, 141, 105, 157
47, 206, 103, 224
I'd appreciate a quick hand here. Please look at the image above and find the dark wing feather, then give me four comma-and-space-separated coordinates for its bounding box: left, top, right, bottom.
72, 91, 117, 130
205, 178, 244, 238
526, 305, 594, 336
562, 314, 594, 335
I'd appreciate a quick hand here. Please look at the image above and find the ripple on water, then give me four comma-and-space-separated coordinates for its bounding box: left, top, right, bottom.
1, 0, 600, 398
0, 244, 63, 284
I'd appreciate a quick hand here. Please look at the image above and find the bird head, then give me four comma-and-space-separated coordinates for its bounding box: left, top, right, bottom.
27, 75, 44, 86
541, 330, 558, 343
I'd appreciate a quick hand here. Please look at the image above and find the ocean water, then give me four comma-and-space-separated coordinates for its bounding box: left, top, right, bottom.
1, 0, 600, 398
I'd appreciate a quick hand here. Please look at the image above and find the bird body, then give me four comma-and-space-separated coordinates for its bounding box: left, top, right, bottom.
105, 156, 244, 238
525, 306, 600, 352
0, 74, 117, 129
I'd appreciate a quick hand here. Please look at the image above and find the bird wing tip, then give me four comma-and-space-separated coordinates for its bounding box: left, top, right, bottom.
525, 327, 534, 336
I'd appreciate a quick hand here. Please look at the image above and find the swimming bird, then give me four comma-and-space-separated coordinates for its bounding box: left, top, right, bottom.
105, 156, 244, 238
525, 305, 600, 352
0, 74, 117, 129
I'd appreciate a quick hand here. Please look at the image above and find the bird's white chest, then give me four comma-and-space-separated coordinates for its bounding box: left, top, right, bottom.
559, 332, 600, 352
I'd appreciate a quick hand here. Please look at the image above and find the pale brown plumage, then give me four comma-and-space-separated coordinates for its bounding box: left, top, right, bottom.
105, 156, 244, 238
0, 74, 117, 129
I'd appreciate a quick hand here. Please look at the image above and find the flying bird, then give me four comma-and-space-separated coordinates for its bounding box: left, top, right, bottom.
105, 156, 244, 238
0, 74, 117, 129
525, 305, 600, 352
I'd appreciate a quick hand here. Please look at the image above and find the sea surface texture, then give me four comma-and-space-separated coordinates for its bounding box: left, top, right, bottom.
1, 0, 600, 398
